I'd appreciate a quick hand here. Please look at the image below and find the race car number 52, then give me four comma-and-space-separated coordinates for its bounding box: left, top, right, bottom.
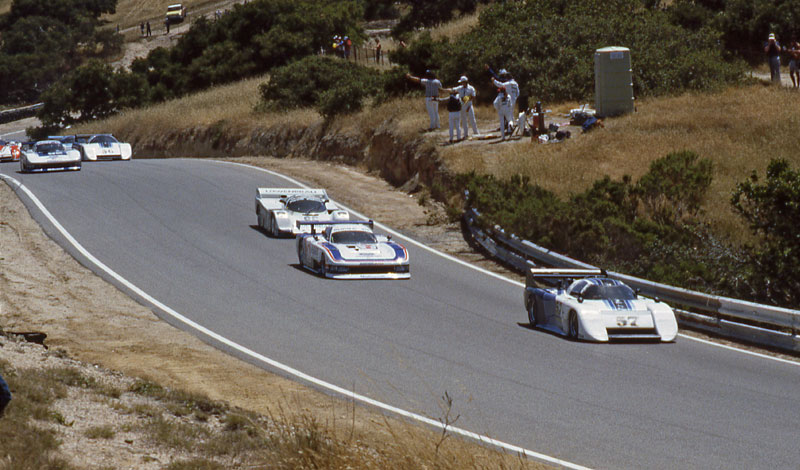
616, 316, 638, 327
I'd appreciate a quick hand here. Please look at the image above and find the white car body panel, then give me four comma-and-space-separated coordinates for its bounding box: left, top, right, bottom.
524, 268, 678, 342
20, 141, 81, 172
296, 221, 410, 280
255, 188, 349, 237
75, 134, 132, 161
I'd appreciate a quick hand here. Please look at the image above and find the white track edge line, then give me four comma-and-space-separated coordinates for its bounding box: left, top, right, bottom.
214, 160, 800, 368
0, 171, 592, 469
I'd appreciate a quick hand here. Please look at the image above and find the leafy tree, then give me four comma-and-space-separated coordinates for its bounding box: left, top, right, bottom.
731, 159, 800, 306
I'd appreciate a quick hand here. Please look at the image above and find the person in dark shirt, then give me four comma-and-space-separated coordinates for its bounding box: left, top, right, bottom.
0, 373, 11, 417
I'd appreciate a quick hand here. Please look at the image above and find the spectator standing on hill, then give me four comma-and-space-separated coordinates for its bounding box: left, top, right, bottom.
146, 21, 151, 37
140, 22, 145, 37
0, 373, 11, 417
765, 33, 782, 83
455, 75, 479, 138
789, 38, 800, 88
487, 65, 520, 134
165, 17, 170, 34
494, 86, 512, 141
406, 70, 448, 131
375, 38, 382, 64
344, 36, 351, 60
446, 89, 463, 143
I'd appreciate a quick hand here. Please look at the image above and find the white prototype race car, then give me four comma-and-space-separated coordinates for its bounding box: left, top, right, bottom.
73, 134, 132, 161
19, 140, 81, 173
524, 268, 678, 342
296, 221, 410, 280
255, 188, 349, 237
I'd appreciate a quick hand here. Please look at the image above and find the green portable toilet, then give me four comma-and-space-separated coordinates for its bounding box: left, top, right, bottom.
594, 47, 634, 117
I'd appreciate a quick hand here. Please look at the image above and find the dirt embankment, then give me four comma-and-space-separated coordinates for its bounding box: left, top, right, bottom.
131, 117, 445, 190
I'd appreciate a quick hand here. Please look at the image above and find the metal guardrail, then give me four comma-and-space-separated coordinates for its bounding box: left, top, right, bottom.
463, 207, 800, 353
0, 103, 42, 125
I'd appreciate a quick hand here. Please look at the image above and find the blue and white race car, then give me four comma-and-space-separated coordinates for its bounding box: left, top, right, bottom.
19, 140, 82, 173
524, 268, 678, 342
73, 134, 132, 161
255, 188, 349, 237
296, 221, 410, 280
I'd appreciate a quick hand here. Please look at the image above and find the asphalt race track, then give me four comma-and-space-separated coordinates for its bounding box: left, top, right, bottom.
2, 158, 799, 469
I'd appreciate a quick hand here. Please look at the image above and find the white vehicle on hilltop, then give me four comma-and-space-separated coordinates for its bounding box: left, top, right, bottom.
524, 268, 678, 342
255, 188, 349, 237
296, 220, 410, 280
73, 134, 132, 161
19, 140, 81, 173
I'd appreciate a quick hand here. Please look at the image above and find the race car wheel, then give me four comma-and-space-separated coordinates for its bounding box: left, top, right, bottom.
568, 310, 579, 340
257, 209, 264, 230
527, 298, 540, 327
269, 215, 279, 237
319, 258, 328, 277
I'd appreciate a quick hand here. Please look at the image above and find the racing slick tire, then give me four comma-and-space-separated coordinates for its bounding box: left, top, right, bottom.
319, 258, 328, 277
568, 310, 579, 340
526, 297, 541, 327
257, 208, 265, 231
269, 215, 279, 237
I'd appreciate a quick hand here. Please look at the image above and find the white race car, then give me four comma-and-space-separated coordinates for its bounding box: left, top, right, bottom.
296, 221, 410, 280
19, 140, 81, 173
524, 268, 678, 342
73, 134, 132, 161
255, 188, 349, 237
0, 139, 21, 162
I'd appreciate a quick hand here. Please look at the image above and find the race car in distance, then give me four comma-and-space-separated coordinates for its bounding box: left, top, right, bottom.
19, 140, 81, 173
72, 134, 132, 161
296, 220, 410, 280
255, 188, 349, 237
0, 139, 21, 162
524, 268, 678, 342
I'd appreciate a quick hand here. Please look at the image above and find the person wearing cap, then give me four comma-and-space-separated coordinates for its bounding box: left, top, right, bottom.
765, 33, 782, 84
455, 75, 479, 138
486, 65, 520, 134
445, 89, 463, 143
406, 70, 449, 131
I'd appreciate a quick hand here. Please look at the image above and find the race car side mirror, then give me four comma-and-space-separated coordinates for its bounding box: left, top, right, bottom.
577, 294, 584, 303
387, 235, 392, 241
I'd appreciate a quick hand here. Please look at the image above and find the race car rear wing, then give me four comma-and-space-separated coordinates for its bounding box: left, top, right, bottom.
526, 268, 606, 288
296, 219, 374, 234
256, 188, 328, 201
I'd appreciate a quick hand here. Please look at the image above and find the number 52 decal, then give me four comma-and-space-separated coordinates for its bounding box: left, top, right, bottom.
616, 316, 638, 327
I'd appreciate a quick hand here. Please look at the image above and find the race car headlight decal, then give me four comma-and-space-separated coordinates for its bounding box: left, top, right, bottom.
274, 211, 288, 218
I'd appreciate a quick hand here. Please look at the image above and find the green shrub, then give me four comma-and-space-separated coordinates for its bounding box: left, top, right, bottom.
462, 151, 749, 296
391, 0, 746, 104
259, 56, 381, 118
732, 159, 800, 306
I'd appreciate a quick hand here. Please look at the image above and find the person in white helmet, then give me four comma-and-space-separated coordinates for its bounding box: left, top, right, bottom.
455, 75, 479, 138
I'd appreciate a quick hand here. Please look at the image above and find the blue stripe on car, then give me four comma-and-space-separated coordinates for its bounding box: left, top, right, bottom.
321, 243, 344, 261
387, 242, 406, 260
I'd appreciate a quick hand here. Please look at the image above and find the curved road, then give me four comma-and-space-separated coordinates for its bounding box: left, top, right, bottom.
2, 159, 798, 469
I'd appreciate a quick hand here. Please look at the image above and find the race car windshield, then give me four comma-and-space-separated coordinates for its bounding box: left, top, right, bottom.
287, 199, 326, 213
331, 231, 377, 244
581, 284, 636, 301
90, 135, 118, 144
36, 143, 63, 153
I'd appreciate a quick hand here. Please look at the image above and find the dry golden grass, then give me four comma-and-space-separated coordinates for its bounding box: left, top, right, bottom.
440, 83, 800, 244
103, 0, 222, 30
